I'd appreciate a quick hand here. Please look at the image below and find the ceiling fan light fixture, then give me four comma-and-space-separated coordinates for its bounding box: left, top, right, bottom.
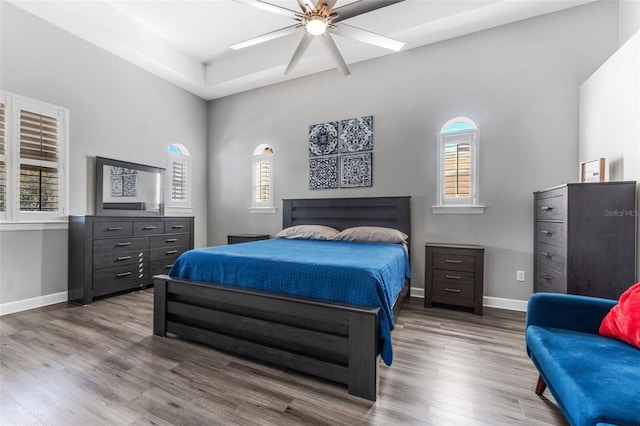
305, 15, 327, 36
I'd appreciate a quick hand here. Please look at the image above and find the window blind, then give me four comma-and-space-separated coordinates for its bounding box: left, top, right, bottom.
171, 159, 188, 201
19, 109, 60, 212
255, 161, 270, 203
444, 142, 470, 197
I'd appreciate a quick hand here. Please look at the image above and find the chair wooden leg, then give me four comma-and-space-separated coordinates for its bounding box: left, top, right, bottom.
535, 375, 547, 395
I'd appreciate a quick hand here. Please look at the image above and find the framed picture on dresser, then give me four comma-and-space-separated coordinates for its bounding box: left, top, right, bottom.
579, 158, 605, 183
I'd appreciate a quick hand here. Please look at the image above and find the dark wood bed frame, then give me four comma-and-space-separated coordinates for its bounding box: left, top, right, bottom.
153, 196, 411, 401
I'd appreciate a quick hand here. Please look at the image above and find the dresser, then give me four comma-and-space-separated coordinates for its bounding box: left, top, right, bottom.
534, 182, 636, 300
68, 215, 194, 304
424, 243, 485, 315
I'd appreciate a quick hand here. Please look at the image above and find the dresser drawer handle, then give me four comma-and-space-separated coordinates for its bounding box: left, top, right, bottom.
445, 288, 462, 293
445, 259, 462, 264
540, 206, 554, 211
165, 238, 178, 243
106, 227, 123, 231
116, 256, 132, 261
165, 264, 173, 269
172, 225, 185, 229
541, 230, 553, 236
116, 272, 132, 278
165, 250, 178, 255
142, 226, 157, 230
541, 252, 552, 258
543, 274, 552, 281
445, 275, 462, 280
116, 242, 132, 247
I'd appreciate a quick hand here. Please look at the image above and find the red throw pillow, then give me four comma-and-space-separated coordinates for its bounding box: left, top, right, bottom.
599, 282, 640, 349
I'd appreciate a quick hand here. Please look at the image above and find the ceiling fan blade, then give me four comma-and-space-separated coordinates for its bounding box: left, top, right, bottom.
297, 0, 316, 13
332, 0, 404, 23
231, 25, 300, 50
285, 32, 314, 75
234, 0, 300, 19
320, 33, 350, 76
331, 23, 404, 51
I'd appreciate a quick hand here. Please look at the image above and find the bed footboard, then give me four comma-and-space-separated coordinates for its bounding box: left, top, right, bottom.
153, 275, 381, 400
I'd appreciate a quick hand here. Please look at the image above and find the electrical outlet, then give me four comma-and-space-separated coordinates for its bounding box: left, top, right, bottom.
517, 270, 525, 282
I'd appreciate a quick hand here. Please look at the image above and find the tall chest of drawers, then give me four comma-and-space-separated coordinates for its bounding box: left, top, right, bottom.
534, 182, 636, 300
69, 215, 194, 304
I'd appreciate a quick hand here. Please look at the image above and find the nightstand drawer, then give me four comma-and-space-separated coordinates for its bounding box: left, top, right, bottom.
432, 269, 475, 286
432, 253, 476, 272
431, 281, 475, 303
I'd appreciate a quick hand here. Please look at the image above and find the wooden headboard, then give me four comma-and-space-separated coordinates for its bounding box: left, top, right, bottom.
282, 196, 411, 238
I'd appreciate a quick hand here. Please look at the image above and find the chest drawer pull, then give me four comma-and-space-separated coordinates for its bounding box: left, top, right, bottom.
116, 255, 132, 261
541, 230, 553, 236
116, 242, 132, 247
142, 226, 157, 230
543, 274, 553, 281
445, 288, 462, 293
541, 252, 552, 258
165, 264, 174, 268
445, 259, 462, 264
540, 206, 554, 211
172, 225, 184, 229
106, 227, 123, 231
116, 272, 132, 278
166, 238, 178, 243
165, 250, 178, 255
445, 275, 462, 280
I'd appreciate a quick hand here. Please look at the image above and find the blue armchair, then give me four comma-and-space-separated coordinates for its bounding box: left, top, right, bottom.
526, 293, 640, 426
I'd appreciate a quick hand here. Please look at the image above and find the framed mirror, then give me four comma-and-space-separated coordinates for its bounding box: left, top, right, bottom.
95, 156, 165, 216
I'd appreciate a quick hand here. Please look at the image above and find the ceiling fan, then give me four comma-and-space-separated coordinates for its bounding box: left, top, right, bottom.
231, 0, 405, 76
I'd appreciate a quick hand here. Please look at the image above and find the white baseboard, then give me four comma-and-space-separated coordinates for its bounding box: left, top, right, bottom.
0, 291, 68, 316
409, 287, 527, 312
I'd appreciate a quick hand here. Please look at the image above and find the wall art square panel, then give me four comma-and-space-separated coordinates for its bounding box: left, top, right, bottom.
309, 156, 338, 190
340, 153, 372, 188
339, 115, 373, 153
309, 122, 338, 156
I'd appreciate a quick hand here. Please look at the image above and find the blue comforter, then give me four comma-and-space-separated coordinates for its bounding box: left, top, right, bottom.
168, 238, 411, 365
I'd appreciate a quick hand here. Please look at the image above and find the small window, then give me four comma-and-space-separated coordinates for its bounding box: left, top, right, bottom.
1, 90, 68, 222
250, 144, 275, 213
433, 117, 484, 214
166, 143, 192, 210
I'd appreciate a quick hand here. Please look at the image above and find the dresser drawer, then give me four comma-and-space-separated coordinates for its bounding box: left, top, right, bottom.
432, 269, 475, 286
133, 221, 165, 235
535, 263, 566, 293
536, 242, 566, 272
536, 221, 565, 248
92, 264, 148, 297
93, 237, 148, 254
535, 195, 565, 221
149, 233, 191, 248
431, 281, 475, 304
93, 221, 133, 238
93, 250, 146, 270
150, 259, 177, 277
150, 246, 188, 262
164, 219, 192, 234
432, 253, 476, 272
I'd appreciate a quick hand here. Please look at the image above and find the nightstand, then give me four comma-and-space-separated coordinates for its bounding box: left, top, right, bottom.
424, 243, 485, 315
227, 234, 270, 244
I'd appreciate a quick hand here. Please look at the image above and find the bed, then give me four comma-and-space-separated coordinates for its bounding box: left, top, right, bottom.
153, 196, 411, 401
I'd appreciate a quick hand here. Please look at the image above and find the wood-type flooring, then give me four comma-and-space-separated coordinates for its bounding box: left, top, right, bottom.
0, 290, 568, 425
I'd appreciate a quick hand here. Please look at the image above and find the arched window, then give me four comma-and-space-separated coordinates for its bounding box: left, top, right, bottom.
434, 117, 484, 214
250, 144, 275, 213
166, 143, 191, 209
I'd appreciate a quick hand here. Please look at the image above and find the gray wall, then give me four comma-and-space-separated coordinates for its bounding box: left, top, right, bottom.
207, 1, 619, 302
0, 2, 208, 305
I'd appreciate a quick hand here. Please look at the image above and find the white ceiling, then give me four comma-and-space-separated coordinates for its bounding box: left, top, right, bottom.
9, 0, 596, 100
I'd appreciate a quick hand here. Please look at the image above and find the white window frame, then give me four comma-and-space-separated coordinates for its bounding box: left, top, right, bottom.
165, 143, 193, 215
433, 117, 485, 215
250, 144, 276, 214
0, 90, 69, 225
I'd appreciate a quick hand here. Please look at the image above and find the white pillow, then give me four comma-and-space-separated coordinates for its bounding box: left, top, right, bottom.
333, 226, 408, 244
275, 225, 340, 240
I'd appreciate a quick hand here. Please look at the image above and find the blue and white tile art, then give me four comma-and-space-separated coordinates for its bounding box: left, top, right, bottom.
339, 116, 373, 153
309, 122, 339, 156
340, 153, 372, 188
309, 156, 338, 190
